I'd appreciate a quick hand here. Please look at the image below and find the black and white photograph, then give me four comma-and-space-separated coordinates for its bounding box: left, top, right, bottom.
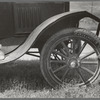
0, 0, 99, 98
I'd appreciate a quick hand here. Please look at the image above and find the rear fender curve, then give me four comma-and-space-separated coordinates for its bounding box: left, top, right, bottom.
0, 11, 100, 64
34, 11, 100, 49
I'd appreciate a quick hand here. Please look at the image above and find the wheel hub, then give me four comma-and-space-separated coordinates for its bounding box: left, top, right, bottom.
70, 60, 77, 68
68, 58, 80, 68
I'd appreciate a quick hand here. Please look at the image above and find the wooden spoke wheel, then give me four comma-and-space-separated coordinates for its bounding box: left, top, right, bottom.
40, 28, 100, 87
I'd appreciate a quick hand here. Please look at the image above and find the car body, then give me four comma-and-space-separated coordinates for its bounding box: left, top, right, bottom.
0, 0, 100, 87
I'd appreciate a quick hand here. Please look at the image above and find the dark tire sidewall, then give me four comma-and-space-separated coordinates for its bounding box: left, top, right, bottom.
40, 28, 100, 87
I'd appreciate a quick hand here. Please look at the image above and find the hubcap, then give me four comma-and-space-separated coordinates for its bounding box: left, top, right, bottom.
68, 57, 79, 68
70, 60, 77, 68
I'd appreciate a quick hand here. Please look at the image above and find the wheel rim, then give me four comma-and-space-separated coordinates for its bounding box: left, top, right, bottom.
46, 35, 100, 86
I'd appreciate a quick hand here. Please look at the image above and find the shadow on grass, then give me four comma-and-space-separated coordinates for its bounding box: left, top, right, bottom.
0, 59, 51, 92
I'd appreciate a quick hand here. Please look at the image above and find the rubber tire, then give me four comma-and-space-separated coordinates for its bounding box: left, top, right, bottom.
40, 28, 100, 87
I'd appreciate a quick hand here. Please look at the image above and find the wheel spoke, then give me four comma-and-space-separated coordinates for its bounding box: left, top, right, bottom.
72, 39, 76, 54
80, 66, 94, 75
53, 64, 67, 73
76, 68, 86, 84
80, 51, 95, 61
50, 60, 66, 64
77, 42, 87, 57
60, 49, 67, 55
61, 68, 70, 80
70, 40, 73, 54
67, 69, 75, 83
52, 50, 67, 58
61, 42, 70, 56
71, 39, 79, 54
81, 61, 98, 64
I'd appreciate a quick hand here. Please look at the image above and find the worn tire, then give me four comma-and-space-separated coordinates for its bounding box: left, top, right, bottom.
40, 28, 100, 87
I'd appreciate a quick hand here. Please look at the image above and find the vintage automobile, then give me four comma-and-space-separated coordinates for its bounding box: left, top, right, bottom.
0, 0, 100, 87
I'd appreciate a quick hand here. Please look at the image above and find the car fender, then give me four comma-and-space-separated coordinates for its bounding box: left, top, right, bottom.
0, 11, 100, 64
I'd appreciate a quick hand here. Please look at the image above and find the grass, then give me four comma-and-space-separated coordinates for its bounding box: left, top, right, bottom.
0, 59, 50, 92
0, 56, 99, 98
1, 81, 100, 98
